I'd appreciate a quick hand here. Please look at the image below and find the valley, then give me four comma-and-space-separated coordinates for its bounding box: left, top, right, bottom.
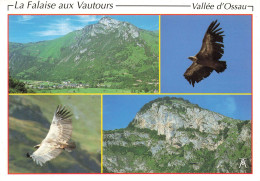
9, 17, 159, 93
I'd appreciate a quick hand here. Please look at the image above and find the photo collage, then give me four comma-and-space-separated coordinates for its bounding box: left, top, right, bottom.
8, 15, 252, 174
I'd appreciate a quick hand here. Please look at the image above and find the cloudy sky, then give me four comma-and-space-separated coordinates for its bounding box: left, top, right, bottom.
9, 15, 159, 43
103, 95, 251, 130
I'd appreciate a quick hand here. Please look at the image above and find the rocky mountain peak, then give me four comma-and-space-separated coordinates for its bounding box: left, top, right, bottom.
103, 96, 251, 173
81, 16, 140, 39
130, 97, 231, 147
99, 17, 121, 26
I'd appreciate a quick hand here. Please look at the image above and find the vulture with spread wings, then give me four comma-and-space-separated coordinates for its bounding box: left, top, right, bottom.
27, 105, 76, 166
184, 20, 227, 87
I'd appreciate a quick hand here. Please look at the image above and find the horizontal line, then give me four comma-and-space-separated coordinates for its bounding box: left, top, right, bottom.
9, 93, 252, 96
7, 4, 14, 11
8, 14, 253, 16
8, 93, 160, 95
160, 93, 252, 95
95, 173, 252, 174
116, 5, 191, 7
8, 93, 101, 96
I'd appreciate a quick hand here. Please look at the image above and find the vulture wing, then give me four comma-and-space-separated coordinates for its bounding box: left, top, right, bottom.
45, 105, 73, 143
30, 105, 73, 166
196, 20, 224, 61
184, 62, 213, 87
30, 144, 63, 166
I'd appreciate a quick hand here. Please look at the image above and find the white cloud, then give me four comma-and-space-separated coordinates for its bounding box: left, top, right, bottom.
34, 20, 82, 37
32, 16, 102, 37
75, 15, 102, 23
18, 15, 34, 22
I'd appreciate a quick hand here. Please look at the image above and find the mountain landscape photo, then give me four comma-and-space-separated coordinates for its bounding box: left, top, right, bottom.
9, 95, 101, 173
9, 16, 159, 93
103, 96, 251, 173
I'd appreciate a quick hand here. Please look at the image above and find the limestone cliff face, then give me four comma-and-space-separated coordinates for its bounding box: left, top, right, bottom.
134, 102, 224, 135
131, 98, 230, 150
103, 97, 251, 173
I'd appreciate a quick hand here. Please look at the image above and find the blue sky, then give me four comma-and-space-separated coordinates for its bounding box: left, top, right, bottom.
103, 95, 251, 130
161, 15, 252, 93
9, 15, 159, 43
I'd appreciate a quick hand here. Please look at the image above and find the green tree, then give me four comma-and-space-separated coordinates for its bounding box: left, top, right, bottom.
9, 76, 31, 93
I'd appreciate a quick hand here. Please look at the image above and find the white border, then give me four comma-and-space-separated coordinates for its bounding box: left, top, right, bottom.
1, 0, 260, 180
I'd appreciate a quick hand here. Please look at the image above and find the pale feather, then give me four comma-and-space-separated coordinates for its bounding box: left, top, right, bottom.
31, 105, 73, 166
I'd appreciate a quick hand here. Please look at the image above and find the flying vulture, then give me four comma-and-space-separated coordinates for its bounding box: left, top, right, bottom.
26, 105, 76, 166
184, 20, 227, 87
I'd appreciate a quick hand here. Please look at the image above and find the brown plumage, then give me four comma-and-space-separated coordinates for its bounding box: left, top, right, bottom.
184, 20, 227, 87
26, 105, 76, 166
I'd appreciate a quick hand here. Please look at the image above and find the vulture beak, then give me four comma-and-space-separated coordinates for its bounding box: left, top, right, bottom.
26, 153, 31, 158
34, 144, 41, 149
188, 56, 196, 62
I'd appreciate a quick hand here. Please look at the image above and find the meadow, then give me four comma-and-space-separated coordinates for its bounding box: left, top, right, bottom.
33, 88, 132, 93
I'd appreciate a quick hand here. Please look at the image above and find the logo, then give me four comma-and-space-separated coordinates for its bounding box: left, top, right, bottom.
239, 158, 247, 168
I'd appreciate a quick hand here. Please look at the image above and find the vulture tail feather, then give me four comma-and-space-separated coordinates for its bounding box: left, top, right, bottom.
215, 61, 227, 73
65, 142, 76, 152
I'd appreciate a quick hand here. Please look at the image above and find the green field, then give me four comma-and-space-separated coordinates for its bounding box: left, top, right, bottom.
33, 88, 132, 93
9, 17, 159, 93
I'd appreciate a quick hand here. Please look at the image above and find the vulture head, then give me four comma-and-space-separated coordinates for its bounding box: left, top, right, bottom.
188, 56, 197, 62
26, 152, 31, 158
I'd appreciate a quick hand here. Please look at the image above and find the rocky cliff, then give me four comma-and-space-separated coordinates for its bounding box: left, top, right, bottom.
103, 97, 251, 173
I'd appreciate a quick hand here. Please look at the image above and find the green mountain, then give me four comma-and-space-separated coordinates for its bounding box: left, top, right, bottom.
9, 17, 159, 92
103, 97, 251, 173
9, 95, 101, 173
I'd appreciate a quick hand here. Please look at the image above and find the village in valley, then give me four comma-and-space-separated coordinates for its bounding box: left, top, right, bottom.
25, 80, 89, 90
23, 79, 159, 93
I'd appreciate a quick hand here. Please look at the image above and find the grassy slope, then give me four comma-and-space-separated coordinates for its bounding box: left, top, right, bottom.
9, 25, 159, 92
20, 31, 77, 61
9, 95, 101, 173
33, 88, 132, 93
